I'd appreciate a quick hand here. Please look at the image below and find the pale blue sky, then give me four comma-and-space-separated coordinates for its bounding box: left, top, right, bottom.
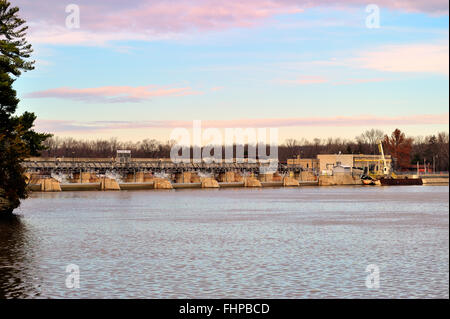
12, 2, 449, 141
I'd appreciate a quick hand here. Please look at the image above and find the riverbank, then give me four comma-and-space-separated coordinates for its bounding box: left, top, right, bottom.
0, 188, 14, 215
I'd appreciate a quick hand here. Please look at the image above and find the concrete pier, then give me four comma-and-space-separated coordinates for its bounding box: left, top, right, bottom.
201, 178, 220, 188
283, 176, 300, 187
28, 177, 62, 192
419, 175, 449, 185
100, 177, 120, 190
244, 177, 262, 187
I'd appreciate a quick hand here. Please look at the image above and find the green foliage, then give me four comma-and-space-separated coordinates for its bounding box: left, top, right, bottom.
0, 0, 51, 214
0, 0, 35, 76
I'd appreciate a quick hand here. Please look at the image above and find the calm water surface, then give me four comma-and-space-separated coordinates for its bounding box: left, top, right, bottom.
0, 186, 448, 298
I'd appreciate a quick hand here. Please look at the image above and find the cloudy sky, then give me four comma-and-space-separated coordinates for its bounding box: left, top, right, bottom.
12, 0, 449, 142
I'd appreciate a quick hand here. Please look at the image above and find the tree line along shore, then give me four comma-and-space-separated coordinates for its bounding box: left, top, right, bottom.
40, 129, 449, 172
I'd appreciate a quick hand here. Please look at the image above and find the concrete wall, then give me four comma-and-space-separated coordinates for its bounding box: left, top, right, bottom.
217, 172, 244, 182
422, 177, 449, 184
317, 154, 354, 172
218, 172, 236, 183
29, 177, 62, 192
318, 174, 361, 186
273, 173, 282, 182
100, 177, 120, 190
244, 177, 262, 187
283, 177, 299, 187
125, 172, 154, 183
71, 172, 100, 183
298, 171, 317, 181
190, 173, 202, 183
153, 178, 173, 189
201, 178, 220, 188
175, 172, 192, 183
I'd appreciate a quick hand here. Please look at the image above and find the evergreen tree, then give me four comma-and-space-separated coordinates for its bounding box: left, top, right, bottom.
0, 0, 51, 215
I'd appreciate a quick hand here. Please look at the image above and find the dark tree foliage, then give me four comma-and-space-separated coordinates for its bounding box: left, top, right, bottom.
0, 0, 51, 215
383, 129, 413, 170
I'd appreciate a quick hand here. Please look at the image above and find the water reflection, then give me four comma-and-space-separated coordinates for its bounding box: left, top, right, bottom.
0, 186, 449, 298
0, 216, 41, 298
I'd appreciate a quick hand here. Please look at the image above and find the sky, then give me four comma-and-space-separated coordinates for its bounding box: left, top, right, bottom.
11, 0, 450, 143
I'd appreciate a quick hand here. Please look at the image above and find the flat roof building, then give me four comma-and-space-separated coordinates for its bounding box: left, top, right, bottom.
287, 154, 392, 175
317, 154, 392, 174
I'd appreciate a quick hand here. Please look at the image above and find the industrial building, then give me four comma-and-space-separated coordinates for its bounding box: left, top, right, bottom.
288, 154, 392, 175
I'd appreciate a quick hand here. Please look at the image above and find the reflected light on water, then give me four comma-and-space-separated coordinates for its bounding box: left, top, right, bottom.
0, 186, 448, 298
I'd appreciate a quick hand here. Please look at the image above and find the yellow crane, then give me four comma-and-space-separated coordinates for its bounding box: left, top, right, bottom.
377, 140, 389, 175
377, 140, 397, 178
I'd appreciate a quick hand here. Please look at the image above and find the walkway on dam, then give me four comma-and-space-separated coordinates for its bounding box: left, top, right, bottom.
22, 159, 300, 174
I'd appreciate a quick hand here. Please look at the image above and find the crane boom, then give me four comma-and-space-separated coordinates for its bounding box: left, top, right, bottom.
377, 140, 390, 175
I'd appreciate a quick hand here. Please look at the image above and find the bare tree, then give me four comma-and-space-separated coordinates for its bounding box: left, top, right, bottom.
37, 129, 449, 172
357, 129, 384, 154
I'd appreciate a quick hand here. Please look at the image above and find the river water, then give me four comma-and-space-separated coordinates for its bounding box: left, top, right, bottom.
0, 186, 448, 299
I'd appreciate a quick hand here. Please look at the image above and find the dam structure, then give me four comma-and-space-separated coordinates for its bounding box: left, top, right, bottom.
22, 157, 315, 192
22, 156, 448, 192
23, 157, 277, 175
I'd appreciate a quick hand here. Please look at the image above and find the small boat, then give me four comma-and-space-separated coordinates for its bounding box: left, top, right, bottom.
362, 178, 381, 186
361, 174, 380, 185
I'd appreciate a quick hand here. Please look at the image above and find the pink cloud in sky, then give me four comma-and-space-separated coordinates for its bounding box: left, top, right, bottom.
278, 76, 388, 85
355, 42, 449, 75
285, 41, 449, 76
278, 76, 386, 85
35, 113, 449, 133
26, 85, 201, 103
13, 0, 449, 45
280, 76, 329, 84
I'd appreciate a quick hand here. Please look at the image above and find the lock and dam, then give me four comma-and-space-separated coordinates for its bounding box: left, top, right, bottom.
22, 157, 449, 192
22, 157, 315, 191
